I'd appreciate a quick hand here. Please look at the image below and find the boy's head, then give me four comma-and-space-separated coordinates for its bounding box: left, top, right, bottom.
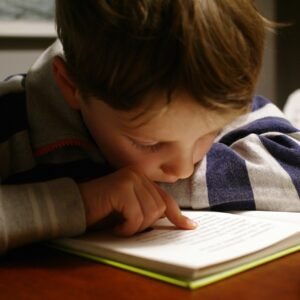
55, 0, 268, 112
53, 0, 270, 182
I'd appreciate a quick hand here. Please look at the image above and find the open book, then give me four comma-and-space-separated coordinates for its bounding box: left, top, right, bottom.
51, 211, 300, 289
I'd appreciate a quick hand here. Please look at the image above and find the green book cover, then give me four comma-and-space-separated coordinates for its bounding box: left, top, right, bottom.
49, 243, 300, 289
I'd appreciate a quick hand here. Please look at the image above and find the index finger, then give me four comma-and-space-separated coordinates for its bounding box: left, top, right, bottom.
155, 185, 198, 229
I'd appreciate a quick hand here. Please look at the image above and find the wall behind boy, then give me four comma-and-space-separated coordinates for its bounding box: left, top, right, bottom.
276, 0, 300, 109
0, 37, 55, 80
255, 0, 276, 105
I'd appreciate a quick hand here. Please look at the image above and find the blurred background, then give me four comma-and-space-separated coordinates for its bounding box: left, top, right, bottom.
0, 0, 299, 109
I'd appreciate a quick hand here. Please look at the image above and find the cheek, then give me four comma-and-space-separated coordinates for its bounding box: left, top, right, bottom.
98, 139, 139, 168
117, 148, 160, 169
110, 147, 163, 178
113, 149, 145, 168
97, 138, 159, 171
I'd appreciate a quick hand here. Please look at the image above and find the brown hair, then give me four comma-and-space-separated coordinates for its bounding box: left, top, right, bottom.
55, 0, 271, 112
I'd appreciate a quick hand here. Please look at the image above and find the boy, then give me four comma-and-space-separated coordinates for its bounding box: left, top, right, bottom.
0, 0, 299, 253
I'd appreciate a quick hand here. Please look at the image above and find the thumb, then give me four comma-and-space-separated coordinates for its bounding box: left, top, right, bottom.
155, 185, 197, 229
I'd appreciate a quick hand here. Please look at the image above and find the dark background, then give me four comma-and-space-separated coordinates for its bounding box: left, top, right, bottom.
276, 1, 300, 108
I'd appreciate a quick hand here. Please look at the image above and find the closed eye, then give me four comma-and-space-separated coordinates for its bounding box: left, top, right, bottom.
130, 140, 163, 152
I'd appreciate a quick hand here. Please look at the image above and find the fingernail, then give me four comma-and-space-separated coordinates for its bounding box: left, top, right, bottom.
186, 218, 198, 228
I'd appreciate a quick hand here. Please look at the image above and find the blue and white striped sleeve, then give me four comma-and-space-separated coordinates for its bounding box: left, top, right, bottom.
162, 96, 300, 212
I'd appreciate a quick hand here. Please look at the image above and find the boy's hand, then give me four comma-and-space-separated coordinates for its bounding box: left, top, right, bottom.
78, 167, 197, 236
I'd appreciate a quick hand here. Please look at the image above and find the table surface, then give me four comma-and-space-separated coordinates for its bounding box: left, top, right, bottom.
0, 244, 299, 300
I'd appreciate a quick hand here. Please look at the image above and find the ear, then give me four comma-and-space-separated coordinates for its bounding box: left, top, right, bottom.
52, 56, 81, 110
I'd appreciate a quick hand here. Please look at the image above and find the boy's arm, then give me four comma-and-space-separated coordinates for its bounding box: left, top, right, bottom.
161, 96, 300, 212
0, 77, 87, 253
0, 178, 86, 253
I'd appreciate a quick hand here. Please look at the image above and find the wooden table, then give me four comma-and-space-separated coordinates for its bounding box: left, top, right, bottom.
0, 244, 299, 300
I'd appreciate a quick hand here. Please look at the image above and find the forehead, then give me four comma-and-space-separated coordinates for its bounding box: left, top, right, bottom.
113, 91, 237, 139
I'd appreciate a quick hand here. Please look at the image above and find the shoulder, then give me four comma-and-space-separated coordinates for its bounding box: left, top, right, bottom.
217, 95, 299, 145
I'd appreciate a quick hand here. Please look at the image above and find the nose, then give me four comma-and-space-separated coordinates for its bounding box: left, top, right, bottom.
160, 154, 195, 180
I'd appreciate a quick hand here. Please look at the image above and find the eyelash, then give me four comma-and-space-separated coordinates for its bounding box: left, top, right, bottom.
131, 141, 163, 153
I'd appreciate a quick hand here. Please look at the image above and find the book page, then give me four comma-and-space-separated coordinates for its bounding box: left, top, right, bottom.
66, 211, 300, 269
232, 211, 300, 225
134, 213, 275, 252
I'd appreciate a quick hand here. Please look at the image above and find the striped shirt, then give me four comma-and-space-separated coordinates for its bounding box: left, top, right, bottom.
0, 41, 300, 253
